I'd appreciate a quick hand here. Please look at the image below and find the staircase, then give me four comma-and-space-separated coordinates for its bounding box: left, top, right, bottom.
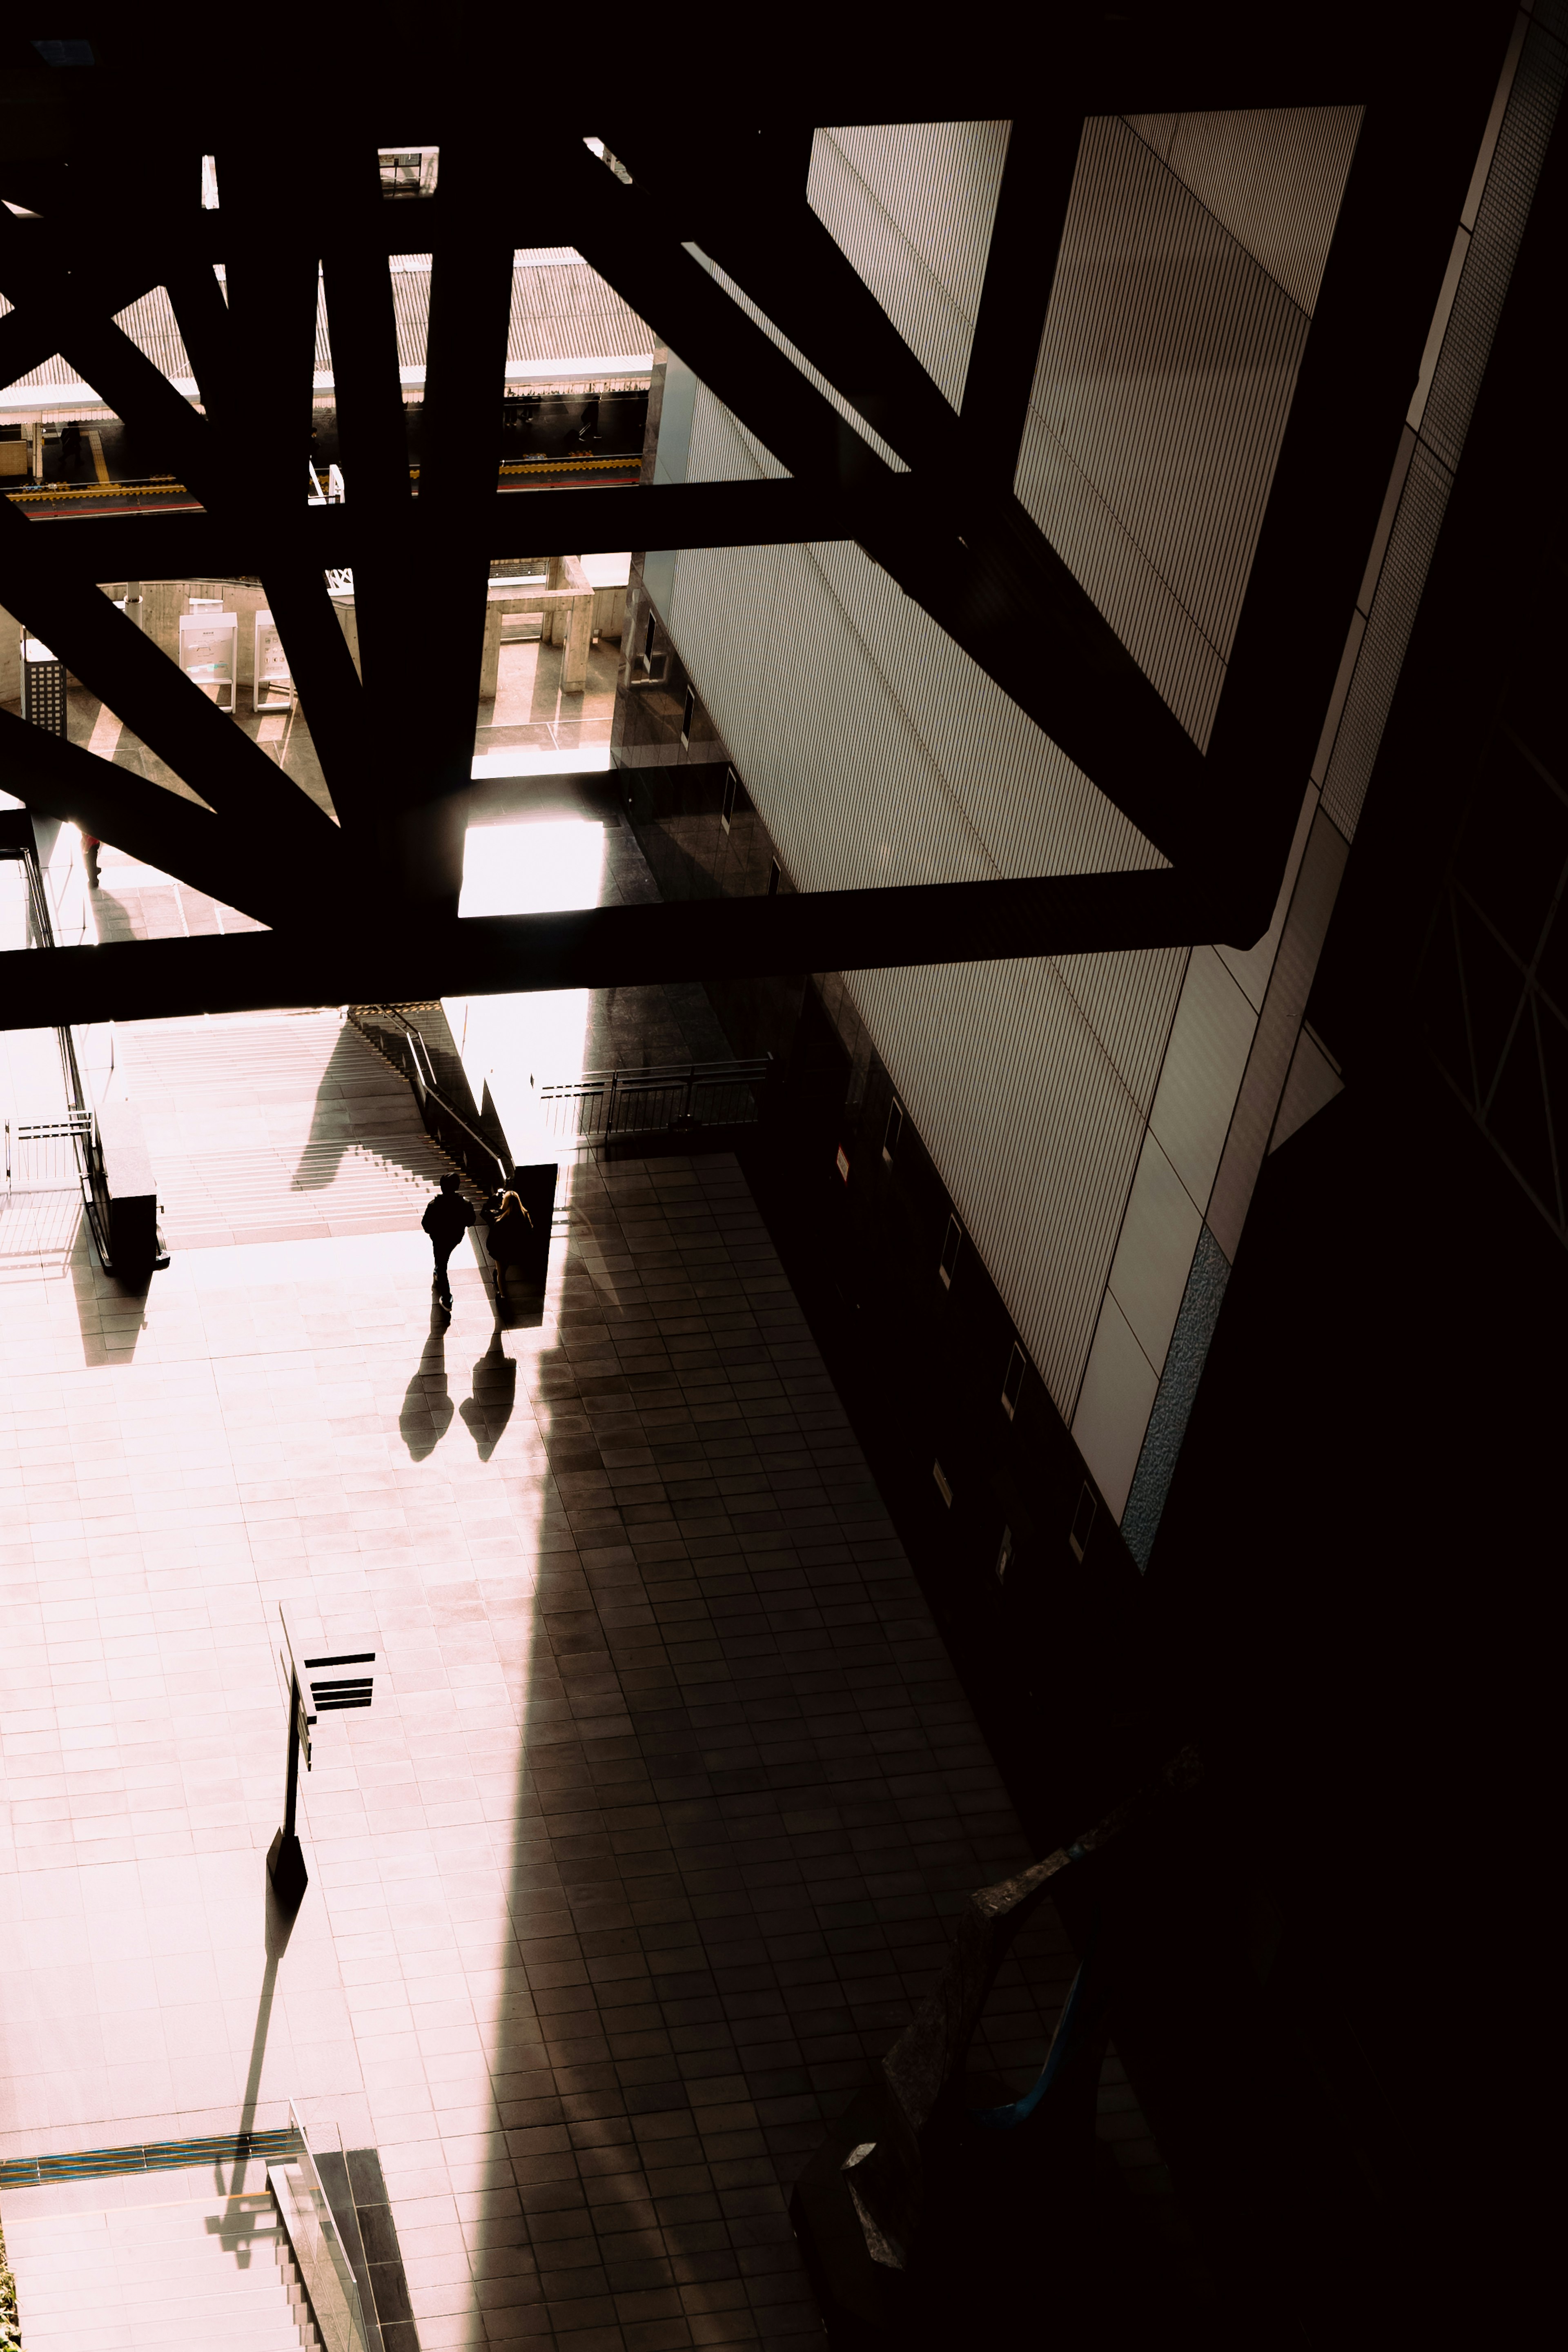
2, 2183, 320, 2350
114, 1010, 470, 1249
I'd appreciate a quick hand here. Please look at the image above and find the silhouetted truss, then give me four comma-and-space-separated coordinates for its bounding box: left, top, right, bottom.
0, 11, 1519, 1025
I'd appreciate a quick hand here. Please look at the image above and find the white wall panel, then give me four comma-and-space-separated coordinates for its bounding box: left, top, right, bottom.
851, 956, 1149, 1414
1164, 108, 1362, 315
808, 123, 1009, 410
1071, 1292, 1160, 1518
1018, 117, 1316, 747
1147, 944, 1258, 1216
1107, 1131, 1203, 1373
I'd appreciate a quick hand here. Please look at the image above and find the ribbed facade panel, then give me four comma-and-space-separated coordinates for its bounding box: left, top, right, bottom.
674, 385, 1161, 891
653, 109, 1359, 1419
848, 955, 1149, 1415
806, 122, 1009, 410
112, 290, 193, 381
1164, 107, 1362, 315
1013, 422, 1228, 745
1321, 444, 1452, 841
0, 254, 653, 401
1052, 945, 1192, 1116
1022, 118, 1310, 695
1123, 114, 1178, 161
1420, 24, 1567, 474
686, 249, 905, 472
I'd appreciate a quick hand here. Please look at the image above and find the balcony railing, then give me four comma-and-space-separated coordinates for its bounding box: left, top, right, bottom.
533, 1056, 773, 1145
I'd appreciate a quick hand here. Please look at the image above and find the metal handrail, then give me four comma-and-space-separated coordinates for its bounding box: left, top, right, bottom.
353, 1005, 510, 1189
3, 836, 116, 1265
533, 1054, 773, 1144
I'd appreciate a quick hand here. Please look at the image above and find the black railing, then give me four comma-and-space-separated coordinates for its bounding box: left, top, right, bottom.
535, 1056, 773, 1145
350, 1006, 510, 1193
1, 820, 118, 1267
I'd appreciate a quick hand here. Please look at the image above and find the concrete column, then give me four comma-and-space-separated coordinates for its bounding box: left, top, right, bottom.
560, 558, 594, 695
0, 603, 20, 705
479, 601, 503, 702
547, 557, 568, 647
141, 581, 186, 662
563, 594, 593, 695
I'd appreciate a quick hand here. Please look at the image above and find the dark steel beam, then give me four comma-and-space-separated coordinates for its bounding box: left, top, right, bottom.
0, 869, 1219, 1031
0, 501, 348, 871
0, 709, 293, 927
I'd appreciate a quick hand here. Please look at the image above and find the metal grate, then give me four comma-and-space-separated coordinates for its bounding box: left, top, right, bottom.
0, 2127, 299, 2189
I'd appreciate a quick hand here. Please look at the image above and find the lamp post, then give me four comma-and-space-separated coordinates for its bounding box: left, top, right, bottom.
267, 1611, 314, 1909
266, 1609, 376, 1911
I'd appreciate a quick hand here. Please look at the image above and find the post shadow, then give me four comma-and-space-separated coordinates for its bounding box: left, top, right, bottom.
399, 1305, 454, 1459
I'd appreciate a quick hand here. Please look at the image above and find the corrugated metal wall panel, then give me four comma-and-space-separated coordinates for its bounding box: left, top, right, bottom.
1123, 114, 1177, 160
1164, 107, 1363, 316
1419, 26, 1566, 474
112, 290, 193, 381
1013, 422, 1228, 745
849, 955, 1149, 1414
1320, 444, 1451, 841
507, 261, 654, 363
806, 122, 1009, 410
1052, 945, 1192, 1116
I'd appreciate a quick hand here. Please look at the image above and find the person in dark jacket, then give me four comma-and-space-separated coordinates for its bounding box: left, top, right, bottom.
421, 1172, 474, 1312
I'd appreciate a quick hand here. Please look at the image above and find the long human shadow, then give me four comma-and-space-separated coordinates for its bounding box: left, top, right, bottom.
400, 1306, 454, 1459
458, 1325, 517, 1461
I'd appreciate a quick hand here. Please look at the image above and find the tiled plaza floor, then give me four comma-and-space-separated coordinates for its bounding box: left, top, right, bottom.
0, 1143, 1074, 2350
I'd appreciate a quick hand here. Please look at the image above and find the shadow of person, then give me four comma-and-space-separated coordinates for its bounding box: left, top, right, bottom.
459, 1327, 517, 1461
399, 1306, 455, 1459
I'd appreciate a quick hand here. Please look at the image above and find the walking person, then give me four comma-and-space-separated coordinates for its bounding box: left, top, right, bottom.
421, 1172, 474, 1312
480, 1182, 533, 1308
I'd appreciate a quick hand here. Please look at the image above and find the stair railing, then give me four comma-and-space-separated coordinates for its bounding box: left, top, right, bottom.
2, 824, 118, 1265
271, 2103, 372, 2352
350, 1005, 509, 1194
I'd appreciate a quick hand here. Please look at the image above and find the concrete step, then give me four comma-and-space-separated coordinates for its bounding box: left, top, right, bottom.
4, 2190, 312, 2352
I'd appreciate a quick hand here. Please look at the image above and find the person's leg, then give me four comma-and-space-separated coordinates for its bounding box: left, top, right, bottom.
434, 1241, 455, 1306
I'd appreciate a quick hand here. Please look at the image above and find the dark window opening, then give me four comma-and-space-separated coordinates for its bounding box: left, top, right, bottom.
680, 686, 694, 747
883, 1101, 903, 1163
939, 1214, 962, 1288
994, 1525, 1013, 1583
768, 858, 781, 897
722, 766, 738, 831
642, 612, 657, 671
1001, 1341, 1027, 1419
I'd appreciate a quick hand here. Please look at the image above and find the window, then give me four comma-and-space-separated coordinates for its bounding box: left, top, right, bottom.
378, 148, 437, 197
883, 1100, 903, 1163
680, 686, 694, 747
768, 858, 781, 897
835, 1145, 850, 1182
932, 1461, 953, 1508
939, 1214, 962, 1288
1001, 1341, 1027, 1419
1069, 1483, 1098, 1562
722, 766, 738, 831
994, 1525, 1013, 1584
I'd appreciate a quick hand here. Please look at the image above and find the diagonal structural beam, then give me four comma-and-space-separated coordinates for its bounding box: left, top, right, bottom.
0, 710, 294, 928
0, 868, 1216, 1031
557, 134, 1212, 867
0, 501, 349, 870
